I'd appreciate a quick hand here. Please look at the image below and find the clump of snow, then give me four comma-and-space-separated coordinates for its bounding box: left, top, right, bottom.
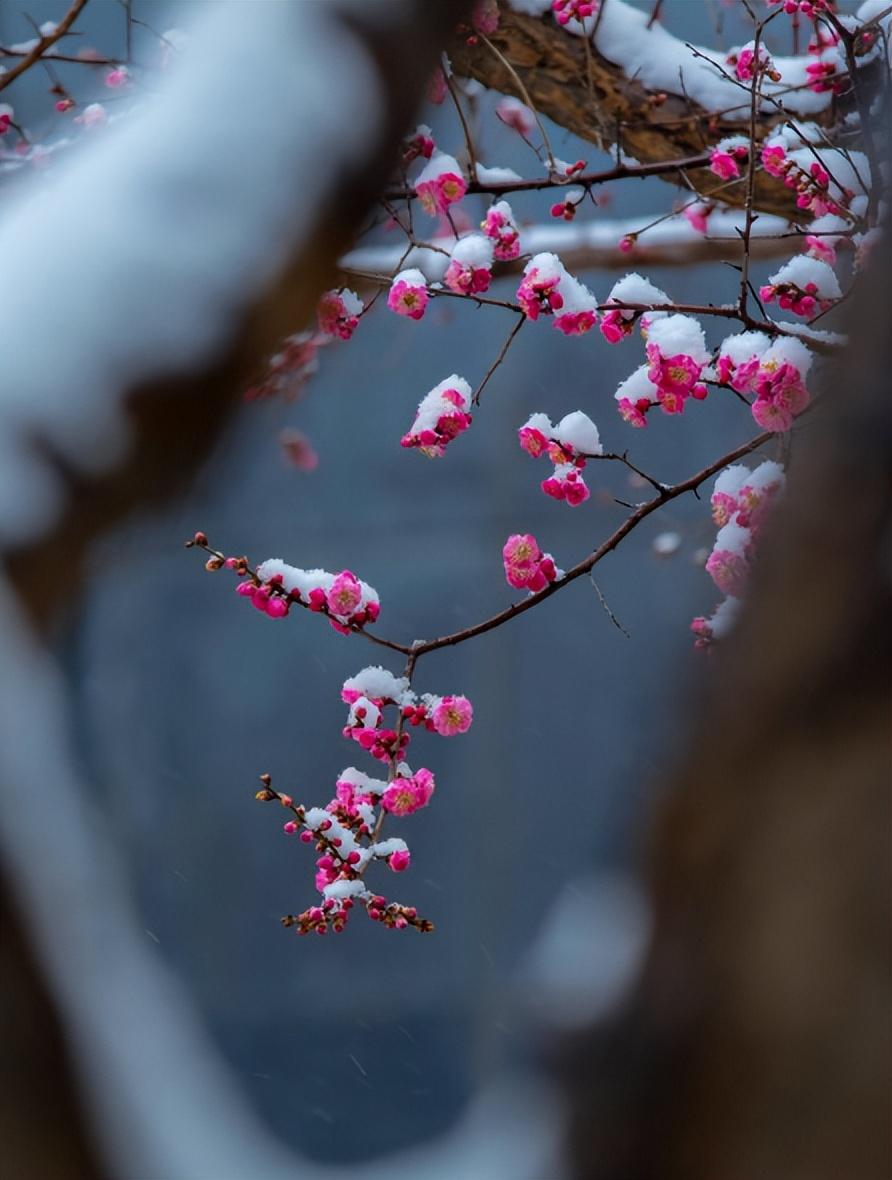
475, 162, 523, 184
644, 314, 709, 363
614, 365, 660, 406
555, 411, 602, 455
450, 234, 494, 269
342, 665, 411, 703
607, 272, 671, 307
768, 255, 842, 300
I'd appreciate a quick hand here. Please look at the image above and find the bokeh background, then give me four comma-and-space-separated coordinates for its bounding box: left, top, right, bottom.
4, 0, 785, 1164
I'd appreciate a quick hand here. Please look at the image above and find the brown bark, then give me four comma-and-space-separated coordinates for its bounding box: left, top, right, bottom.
449, 4, 818, 218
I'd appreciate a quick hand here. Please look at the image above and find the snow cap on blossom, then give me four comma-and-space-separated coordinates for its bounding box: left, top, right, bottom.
759, 255, 841, 318
716, 330, 771, 389
496, 95, 536, 136
342, 665, 411, 705
520, 411, 602, 459
709, 134, 749, 180
691, 596, 742, 648
403, 124, 435, 163
644, 314, 709, 414
518, 412, 554, 458
388, 268, 429, 320
245, 559, 380, 632
706, 521, 752, 597
317, 289, 363, 341
554, 410, 602, 456
517, 253, 598, 335
729, 40, 777, 82
503, 533, 560, 592
614, 364, 660, 428
711, 465, 752, 526
481, 200, 521, 261
336, 767, 388, 800
542, 464, 590, 506
748, 336, 813, 433
414, 152, 467, 216
401, 374, 473, 457
600, 272, 671, 342
737, 460, 786, 529
444, 234, 494, 295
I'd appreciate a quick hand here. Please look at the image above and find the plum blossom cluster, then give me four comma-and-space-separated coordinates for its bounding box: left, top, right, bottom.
634, 314, 710, 418
517, 253, 599, 336
388, 268, 429, 320
552, 0, 600, 25
760, 134, 868, 221
518, 410, 603, 506
316, 288, 364, 341
728, 41, 780, 84
758, 254, 841, 318
599, 272, 671, 344
186, 535, 381, 635
709, 135, 750, 182
264, 665, 473, 935
503, 533, 561, 592
692, 460, 785, 646
444, 234, 494, 295
414, 152, 467, 216
715, 332, 813, 432
481, 200, 521, 260
401, 375, 473, 457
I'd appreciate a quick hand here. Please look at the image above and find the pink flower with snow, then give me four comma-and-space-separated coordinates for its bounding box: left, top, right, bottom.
709, 141, 748, 181
729, 42, 777, 83
805, 235, 837, 265
414, 153, 467, 216
104, 66, 130, 88
518, 424, 550, 458
705, 548, 750, 597
481, 201, 521, 261
444, 235, 493, 296
401, 376, 473, 458
388, 269, 429, 320
403, 125, 435, 165
0, 105, 12, 135
317, 289, 363, 341
541, 466, 590, 506
517, 266, 563, 321
431, 695, 474, 737
761, 143, 788, 178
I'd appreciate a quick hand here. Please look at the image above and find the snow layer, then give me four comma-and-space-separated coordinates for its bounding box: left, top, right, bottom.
0, 1, 382, 546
